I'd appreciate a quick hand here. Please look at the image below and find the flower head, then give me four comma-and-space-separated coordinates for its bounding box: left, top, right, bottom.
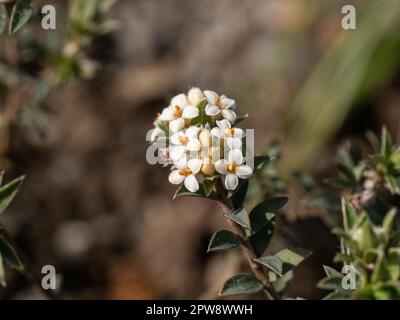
148, 87, 253, 193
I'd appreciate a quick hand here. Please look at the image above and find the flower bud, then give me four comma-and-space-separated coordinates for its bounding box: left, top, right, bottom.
188, 87, 205, 106
199, 129, 212, 147
201, 163, 215, 176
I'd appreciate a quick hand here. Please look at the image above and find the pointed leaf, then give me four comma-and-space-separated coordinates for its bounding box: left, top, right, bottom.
9, 0, 34, 35
0, 176, 25, 215
254, 156, 271, 170
249, 197, 288, 233
323, 265, 343, 279
317, 276, 343, 290
0, 229, 24, 271
381, 127, 393, 159
207, 230, 240, 252
383, 208, 397, 235
173, 184, 217, 200
224, 207, 251, 229
341, 199, 358, 231
275, 247, 312, 274
250, 222, 274, 257
230, 179, 248, 210
219, 274, 263, 296
271, 270, 292, 295
254, 255, 283, 276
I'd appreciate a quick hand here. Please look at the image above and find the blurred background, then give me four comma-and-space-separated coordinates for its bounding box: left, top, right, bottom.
1, 0, 400, 299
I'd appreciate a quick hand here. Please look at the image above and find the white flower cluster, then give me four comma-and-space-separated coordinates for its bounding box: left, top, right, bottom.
149, 88, 253, 193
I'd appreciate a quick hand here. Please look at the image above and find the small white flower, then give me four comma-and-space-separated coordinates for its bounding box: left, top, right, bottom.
215, 149, 253, 190
159, 93, 199, 133
211, 119, 244, 150
169, 126, 201, 161
204, 90, 236, 122
168, 158, 202, 192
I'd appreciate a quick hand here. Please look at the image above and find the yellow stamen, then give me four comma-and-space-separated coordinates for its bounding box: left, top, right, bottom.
227, 164, 237, 173
224, 128, 235, 137
173, 105, 183, 119
178, 169, 192, 176
178, 136, 189, 145
214, 96, 228, 109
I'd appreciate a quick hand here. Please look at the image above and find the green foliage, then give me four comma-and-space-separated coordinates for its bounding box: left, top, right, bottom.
320, 200, 400, 300
219, 274, 263, 296
0, 174, 25, 287
207, 230, 240, 252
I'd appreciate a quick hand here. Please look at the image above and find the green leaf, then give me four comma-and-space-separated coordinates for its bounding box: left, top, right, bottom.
219, 274, 263, 296
254, 255, 283, 276
323, 291, 350, 300
249, 197, 288, 233
0, 4, 7, 35
224, 207, 251, 229
254, 156, 271, 170
317, 276, 343, 290
207, 230, 240, 252
342, 199, 358, 231
381, 127, 393, 159
173, 183, 217, 200
230, 179, 248, 210
202, 179, 216, 196
250, 222, 274, 257
271, 270, 293, 295
323, 265, 343, 279
275, 247, 312, 274
0, 254, 5, 287
9, 0, 34, 35
0, 176, 25, 215
382, 208, 397, 234
0, 228, 24, 271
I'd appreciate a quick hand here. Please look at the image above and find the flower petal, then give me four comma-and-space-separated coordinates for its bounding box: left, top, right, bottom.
174, 157, 187, 170
184, 175, 199, 192
215, 159, 228, 174
221, 109, 237, 122
205, 104, 221, 116
220, 95, 235, 109
150, 127, 165, 142
228, 149, 244, 165
225, 174, 239, 190
169, 118, 185, 133
169, 170, 185, 185
182, 105, 199, 119
159, 107, 174, 121
232, 128, 244, 138
188, 158, 202, 174
204, 90, 218, 103
187, 139, 201, 152
170, 132, 184, 146
185, 126, 199, 139
216, 119, 231, 131
226, 137, 242, 150
210, 127, 222, 138
171, 93, 188, 108
236, 165, 253, 178
169, 145, 186, 161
